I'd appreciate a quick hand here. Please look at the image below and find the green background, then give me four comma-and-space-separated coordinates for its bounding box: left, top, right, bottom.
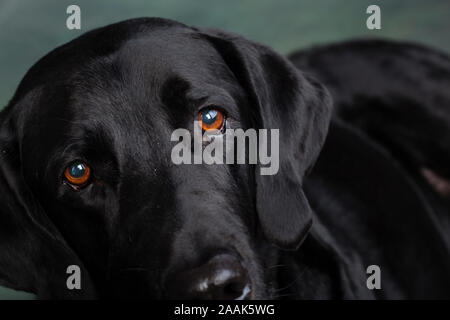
1, 0, 450, 110
0, 0, 449, 299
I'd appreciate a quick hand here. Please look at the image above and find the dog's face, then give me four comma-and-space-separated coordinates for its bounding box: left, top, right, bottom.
0, 18, 332, 299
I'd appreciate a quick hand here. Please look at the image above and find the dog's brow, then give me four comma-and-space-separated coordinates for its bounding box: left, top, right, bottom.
57, 123, 114, 156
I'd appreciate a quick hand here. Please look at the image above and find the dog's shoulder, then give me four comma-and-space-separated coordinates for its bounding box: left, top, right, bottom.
291, 38, 450, 206
302, 119, 450, 299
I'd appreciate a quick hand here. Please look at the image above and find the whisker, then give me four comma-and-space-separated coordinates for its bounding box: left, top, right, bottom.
265, 264, 288, 270
273, 267, 307, 293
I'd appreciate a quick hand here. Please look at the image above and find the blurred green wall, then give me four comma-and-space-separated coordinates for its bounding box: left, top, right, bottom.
0, 0, 449, 109
0, 0, 449, 299
0, 286, 35, 300
1, 0, 450, 109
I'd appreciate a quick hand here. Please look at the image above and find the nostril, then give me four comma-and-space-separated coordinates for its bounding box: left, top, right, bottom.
233, 284, 252, 300
224, 278, 243, 294
209, 267, 248, 299
166, 253, 251, 300
223, 279, 250, 300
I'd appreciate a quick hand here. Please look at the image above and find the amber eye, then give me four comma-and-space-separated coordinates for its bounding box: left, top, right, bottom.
64, 161, 91, 186
198, 108, 225, 132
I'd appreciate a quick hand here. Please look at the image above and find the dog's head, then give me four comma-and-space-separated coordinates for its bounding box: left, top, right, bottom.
0, 18, 331, 299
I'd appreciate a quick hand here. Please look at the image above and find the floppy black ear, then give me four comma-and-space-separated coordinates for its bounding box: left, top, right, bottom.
0, 110, 96, 299
199, 29, 333, 249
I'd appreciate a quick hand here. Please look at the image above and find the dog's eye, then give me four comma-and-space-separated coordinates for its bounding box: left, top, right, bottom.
64, 161, 91, 186
198, 108, 225, 132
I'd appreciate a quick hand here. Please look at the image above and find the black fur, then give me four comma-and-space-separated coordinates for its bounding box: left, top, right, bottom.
0, 19, 449, 299
289, 39, 450, 298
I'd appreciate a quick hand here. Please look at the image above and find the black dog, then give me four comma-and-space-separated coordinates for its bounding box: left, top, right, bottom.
290, 39, 450, 202
289, 40, 450, 299
0, 18, 449, 299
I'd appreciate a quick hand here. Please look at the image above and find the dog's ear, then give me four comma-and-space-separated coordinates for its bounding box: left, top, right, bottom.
199, 29, 333, 249
0, 108, 96, 299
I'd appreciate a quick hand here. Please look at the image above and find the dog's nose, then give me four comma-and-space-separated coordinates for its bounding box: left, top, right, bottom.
166, 253, 251, 300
